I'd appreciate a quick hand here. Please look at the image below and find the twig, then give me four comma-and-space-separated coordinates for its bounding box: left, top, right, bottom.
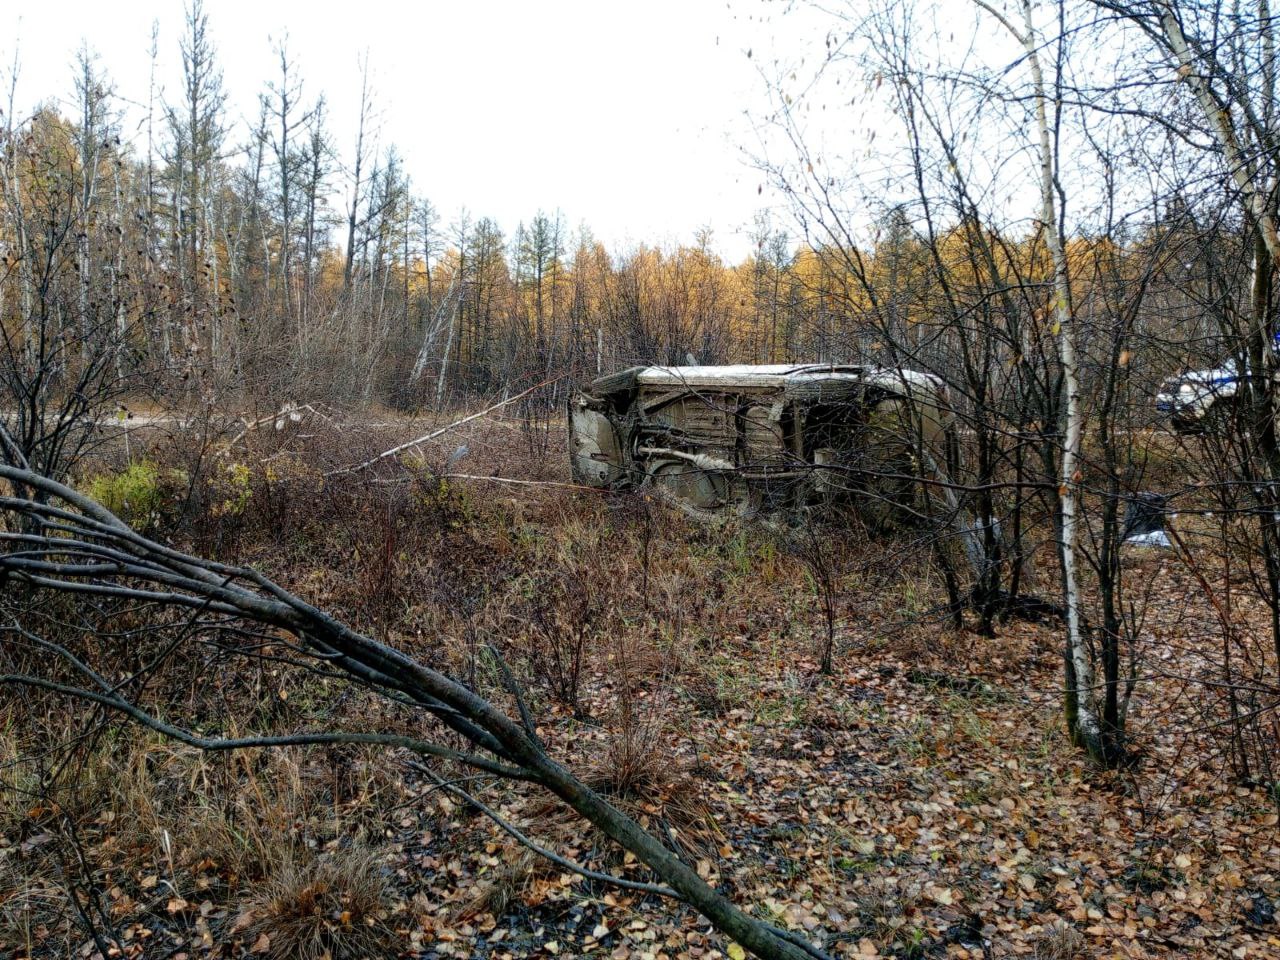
0, 420, 30, 469
219, 402, 324, 454
409, 761, 678, 898
485, 643, 543, 746
325, 378, 561, 477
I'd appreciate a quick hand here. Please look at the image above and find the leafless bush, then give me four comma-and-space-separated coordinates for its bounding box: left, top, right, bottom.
498, 512, 637, 717
1169, 515, 1280, 792
526, 583, 599, 717
784, 518, 842, 675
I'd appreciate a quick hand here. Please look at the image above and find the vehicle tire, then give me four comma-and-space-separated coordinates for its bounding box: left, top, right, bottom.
645, 458, 730, 511
1200, 398, 1238, 433
1173, 400, 1235, 436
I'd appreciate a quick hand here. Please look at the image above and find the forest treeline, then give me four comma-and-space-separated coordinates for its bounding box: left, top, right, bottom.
0, 2, 1247, 419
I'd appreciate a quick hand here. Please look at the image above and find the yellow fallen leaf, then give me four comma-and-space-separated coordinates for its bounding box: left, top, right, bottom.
728, 943, 747, 960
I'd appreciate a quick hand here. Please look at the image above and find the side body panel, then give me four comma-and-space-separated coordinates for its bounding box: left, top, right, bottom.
567, 397, 626, 487
573, 364, 958, 519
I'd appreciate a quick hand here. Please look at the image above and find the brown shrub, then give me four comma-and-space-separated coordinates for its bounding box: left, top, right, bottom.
495, 508, 642, 717
241, 847, 394, 960
580, 689, 718, 858
458, 846, 539, 921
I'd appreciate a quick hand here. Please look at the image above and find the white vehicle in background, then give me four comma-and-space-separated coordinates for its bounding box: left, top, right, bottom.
1155, 334, 1280, 433
1155, 361, 1242, 433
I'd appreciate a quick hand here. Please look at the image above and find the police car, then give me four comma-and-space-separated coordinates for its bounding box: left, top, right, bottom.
1155, 360, 1242, 433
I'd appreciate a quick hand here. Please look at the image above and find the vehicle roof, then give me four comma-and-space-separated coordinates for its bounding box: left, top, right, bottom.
634, 364, 867, 387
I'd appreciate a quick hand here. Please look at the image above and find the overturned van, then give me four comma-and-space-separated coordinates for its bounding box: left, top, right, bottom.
568, 364, 957, 522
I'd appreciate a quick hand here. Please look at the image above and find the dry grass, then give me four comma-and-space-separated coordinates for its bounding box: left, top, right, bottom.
848, 882, 927, 956
0, 706, 408, 954
459, 846, 539, 920
241, 847, 394, 960
0, 846, 67, 957
0, 723, 34, 835
1033, 920, 1086, 960
107, 738, 405, 884
581, 690, 719, 857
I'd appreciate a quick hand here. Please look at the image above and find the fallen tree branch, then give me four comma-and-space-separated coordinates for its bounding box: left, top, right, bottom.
325, 378, 560, 478
0, 448, 818, 960
441, 473, 604, 491
410, 761, 679, 898
220, 402, 330, 454
369, 473, 608, 492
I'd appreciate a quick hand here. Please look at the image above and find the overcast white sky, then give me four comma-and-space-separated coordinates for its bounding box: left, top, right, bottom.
2, 0, 825, 261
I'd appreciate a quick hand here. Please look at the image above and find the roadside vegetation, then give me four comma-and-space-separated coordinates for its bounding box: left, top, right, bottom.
1, 417, 1277, 958
3, 0, 1280, 957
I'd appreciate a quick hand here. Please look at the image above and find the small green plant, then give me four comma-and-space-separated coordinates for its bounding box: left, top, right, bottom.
85, 460, 164, 526
416, 475, 475, 527
835, 855, 878, 876
725, 527, 755, 576
897, 925, 927, 959
898, 577, 927, 617
1121, 859, 1174, 893
215, 461, 253, 517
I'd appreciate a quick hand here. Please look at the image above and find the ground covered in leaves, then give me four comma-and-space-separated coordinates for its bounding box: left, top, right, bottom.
1, 412, 1277, 959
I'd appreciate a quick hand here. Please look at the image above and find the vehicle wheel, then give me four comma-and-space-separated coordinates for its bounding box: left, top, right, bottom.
858, 398, 922, 529
645, 459, 729, 511
1200, 399, 1238, 433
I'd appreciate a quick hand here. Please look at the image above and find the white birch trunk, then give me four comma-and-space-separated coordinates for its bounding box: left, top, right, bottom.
435, 289, 460, 412
977, 0, 1102, 752
1022, 0, 1102, 753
